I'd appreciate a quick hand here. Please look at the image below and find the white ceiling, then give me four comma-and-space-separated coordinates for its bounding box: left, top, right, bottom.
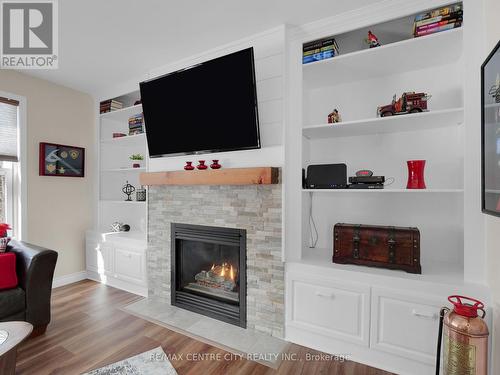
24, 0, 379, 96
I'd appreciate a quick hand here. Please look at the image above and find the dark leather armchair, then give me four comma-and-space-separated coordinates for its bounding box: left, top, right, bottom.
0, 241, 58, 336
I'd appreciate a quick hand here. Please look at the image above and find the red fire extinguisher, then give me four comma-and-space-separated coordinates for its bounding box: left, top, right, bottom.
436, 296, 489, 375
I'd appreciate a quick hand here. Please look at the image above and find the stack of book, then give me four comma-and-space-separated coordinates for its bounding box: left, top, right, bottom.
100, 99, 123, 113
303, 36, 340, 64
128, 113, 144, 135
413, 4, 463, 38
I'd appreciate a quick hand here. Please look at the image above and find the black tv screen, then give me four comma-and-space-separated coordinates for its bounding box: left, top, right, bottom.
140, 48, 260, 157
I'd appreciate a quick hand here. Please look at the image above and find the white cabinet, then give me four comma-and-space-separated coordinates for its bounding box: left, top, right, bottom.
288, 273, 370, 346
370, 288, 442, 364
114, 246, 146, 284
85, 231, 147, 296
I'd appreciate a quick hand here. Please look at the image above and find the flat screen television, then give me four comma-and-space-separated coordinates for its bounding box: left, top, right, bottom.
140, 47, 260, 157
482, 40, 500, 217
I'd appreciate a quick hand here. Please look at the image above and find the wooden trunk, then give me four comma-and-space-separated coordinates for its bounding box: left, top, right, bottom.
333, 223, 421, 274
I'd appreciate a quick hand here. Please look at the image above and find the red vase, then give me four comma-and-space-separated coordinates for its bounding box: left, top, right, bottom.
197, 160, 208, 170
184, 161, 194, 170
210, 160, 221, 169
406, 160, 426, 189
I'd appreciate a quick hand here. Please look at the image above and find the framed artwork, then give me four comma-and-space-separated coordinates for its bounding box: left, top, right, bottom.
482, 40, 500, 216
39, 142, 85, 177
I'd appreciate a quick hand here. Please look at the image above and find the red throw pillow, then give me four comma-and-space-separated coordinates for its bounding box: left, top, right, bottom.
0, 252, 17, 290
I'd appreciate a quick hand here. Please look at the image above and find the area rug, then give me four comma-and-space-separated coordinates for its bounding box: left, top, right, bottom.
82, 346, 177, 375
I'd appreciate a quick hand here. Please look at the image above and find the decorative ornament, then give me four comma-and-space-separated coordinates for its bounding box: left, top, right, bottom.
489, 73, 500, 103
136, 186, 146, 202
197, 160, 208, 170
46, 164, 56, 173
58, 167, 65, 174
60, 151, 68, 159
70, 150, 79, 159
122, 181, 135, 201
365, 30, 381, 48
327, 109, 342, 124
111, 222, 122, 232
406, 160, 427, 189
210, 160, 221, 169
184, 161, 195, 170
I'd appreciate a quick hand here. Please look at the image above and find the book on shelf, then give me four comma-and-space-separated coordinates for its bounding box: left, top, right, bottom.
415, 22, 461, 37
100, 99, 123, 113
303, 36, 339, 64
414, 4, 462, 22
413, 4, 463, 38
415, 18, 462, 32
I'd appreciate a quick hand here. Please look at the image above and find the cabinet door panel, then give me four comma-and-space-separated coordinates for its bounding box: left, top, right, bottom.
371, 288, 442, 364
114, 247, 145, 285
288, 273, 370, 346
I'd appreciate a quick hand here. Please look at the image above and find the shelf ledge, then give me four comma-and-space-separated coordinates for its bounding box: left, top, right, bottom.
303, 108, 463, 139
140, 167, 280, 186
303, 189, 463, 193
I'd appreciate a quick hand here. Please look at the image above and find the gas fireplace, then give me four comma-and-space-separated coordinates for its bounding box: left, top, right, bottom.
171, 223, 246, 328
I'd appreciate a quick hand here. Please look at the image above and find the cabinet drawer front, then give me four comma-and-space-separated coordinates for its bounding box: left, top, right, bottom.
290, 276, 369, 345
371, 288, 442, 364
114, 248, 145, 284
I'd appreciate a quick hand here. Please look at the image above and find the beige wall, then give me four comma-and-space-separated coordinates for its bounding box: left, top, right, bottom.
485, 0, 500, 372
0, 70, 94, 278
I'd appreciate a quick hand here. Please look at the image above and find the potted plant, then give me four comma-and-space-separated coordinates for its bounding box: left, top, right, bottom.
0, 223, 11, 252
130, 154, 144, 168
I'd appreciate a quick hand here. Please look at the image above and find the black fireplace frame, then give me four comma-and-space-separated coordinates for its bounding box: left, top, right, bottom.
171, 223, 247, 328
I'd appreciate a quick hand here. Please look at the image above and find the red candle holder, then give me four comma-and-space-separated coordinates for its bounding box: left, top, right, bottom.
184, 161, 194, 170
406, 160, 426, 189
196, 160, 208, 170
210, 160, 221, 169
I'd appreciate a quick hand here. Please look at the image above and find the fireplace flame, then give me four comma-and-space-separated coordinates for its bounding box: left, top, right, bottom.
209, 262, 237, 282
220, 263, 226, 277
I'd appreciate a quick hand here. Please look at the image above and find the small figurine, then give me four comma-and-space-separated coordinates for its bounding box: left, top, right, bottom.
365, 30, 381, 48
377, 92, 431, 117
328, 109, 342, 124
489, 73, 500, 103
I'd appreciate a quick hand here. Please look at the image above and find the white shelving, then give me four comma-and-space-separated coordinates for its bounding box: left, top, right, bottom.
290, 22, 466, 284
99, 200, 147, 205
303, 28, 463, 88
101, 167, 146, 172
101, 133, 146, 144
302, 108, 463, 139
303, 189, 464, 193
300, 247, 464, 285
98, 99, 148, 239
100, 103, 143, 122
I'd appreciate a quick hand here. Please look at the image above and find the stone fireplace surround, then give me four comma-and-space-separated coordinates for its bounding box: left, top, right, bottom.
147, 184, 284, 338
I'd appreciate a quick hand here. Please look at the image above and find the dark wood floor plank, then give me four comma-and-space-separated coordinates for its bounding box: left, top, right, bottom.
16, 280, 393, 375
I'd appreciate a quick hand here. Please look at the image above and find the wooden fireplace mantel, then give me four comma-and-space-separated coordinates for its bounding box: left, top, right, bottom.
139, 167, 280, 186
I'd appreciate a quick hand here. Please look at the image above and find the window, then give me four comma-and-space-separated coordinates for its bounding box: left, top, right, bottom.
0, 97, 19, 237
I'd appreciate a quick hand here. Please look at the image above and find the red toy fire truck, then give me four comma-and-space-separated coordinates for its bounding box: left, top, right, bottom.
377, 92, 431, 117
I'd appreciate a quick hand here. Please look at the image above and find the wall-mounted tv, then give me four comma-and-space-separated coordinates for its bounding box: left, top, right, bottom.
140, 47, 260, 158
482, 40, 500, 216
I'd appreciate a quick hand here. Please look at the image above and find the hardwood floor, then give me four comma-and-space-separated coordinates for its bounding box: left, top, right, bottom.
16, 280, 393, 374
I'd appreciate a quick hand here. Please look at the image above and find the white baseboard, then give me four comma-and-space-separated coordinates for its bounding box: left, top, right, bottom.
86, 270, 148, 297
52, 270, 88, 288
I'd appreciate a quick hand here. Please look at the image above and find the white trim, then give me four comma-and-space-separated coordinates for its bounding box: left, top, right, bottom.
0, 90, 27, 241
52, 271, 88, 288
86, 270, 148, 297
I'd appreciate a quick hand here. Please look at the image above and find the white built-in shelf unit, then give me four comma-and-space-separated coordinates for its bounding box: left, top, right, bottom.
287, 3, 467, 284
98, 90, 148, 239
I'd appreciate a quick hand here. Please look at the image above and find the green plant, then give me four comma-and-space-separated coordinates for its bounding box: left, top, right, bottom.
129, 154, 144, 161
